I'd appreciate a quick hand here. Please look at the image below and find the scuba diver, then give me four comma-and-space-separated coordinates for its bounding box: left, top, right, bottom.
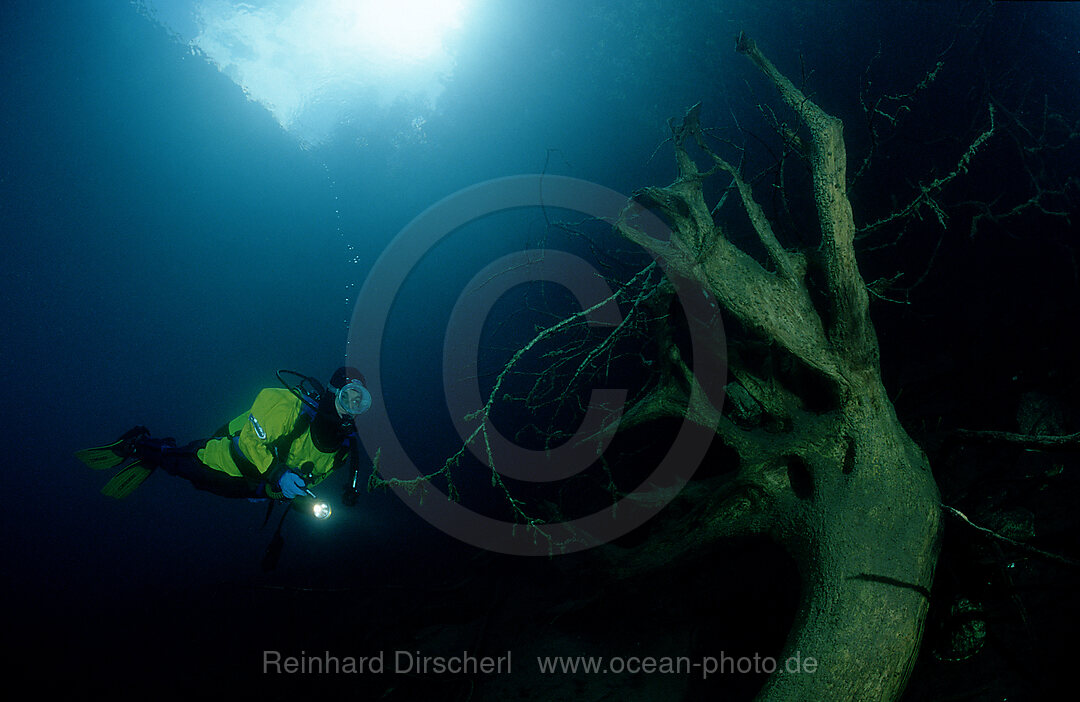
76, 367, 371, 511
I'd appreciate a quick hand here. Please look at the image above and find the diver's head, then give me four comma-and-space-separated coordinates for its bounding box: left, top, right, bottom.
309, 366, 369, 451
328, 366, 371, 419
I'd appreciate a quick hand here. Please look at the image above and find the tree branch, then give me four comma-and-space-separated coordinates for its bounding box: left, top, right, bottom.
737, 31, 878, 371
951, 428, 1080, 451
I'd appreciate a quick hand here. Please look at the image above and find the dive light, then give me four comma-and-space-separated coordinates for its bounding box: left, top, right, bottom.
296, 489, 332, 520
311, 499, 332, 520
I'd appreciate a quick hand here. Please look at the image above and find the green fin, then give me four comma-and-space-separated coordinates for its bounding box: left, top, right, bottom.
75, 440, 128, 470
101, 460, 153, 499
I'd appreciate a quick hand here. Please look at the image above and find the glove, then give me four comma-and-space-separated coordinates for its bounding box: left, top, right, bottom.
277, 471, 307, 499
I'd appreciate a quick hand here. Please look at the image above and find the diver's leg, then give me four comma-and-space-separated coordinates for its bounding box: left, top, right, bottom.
148, 439, 259, 499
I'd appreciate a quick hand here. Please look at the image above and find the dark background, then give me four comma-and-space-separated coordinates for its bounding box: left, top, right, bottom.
2, 1, 1077, 699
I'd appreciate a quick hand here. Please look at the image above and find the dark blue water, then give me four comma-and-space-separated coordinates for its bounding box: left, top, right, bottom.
2, 1, 1077, 699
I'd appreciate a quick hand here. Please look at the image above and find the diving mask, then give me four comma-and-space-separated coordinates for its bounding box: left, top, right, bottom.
334, 380, 372, 418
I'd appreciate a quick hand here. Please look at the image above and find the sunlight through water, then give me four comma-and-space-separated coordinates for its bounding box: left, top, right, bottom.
138, 0, 469, 146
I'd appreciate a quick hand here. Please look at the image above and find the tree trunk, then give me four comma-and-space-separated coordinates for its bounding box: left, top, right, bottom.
756, 376, 940, 700
609, 368, 940, 700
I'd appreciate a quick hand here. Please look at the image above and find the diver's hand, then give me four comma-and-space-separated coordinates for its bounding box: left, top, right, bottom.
277, 471, 307, 499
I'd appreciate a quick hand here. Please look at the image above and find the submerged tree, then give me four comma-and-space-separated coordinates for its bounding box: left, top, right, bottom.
594, 33, 943, 699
